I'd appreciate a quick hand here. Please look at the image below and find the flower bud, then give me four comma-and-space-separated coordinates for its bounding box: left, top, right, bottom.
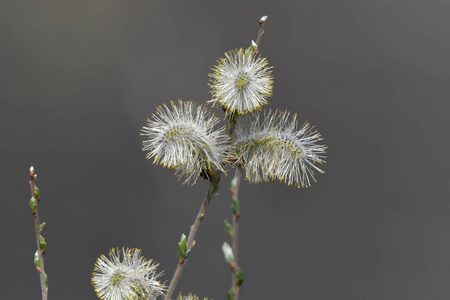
222, 242, 234, 263
259, 16, 268, 25
29, 166, 35, 179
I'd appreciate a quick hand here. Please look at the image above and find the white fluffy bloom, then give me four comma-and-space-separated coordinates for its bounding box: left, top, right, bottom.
141, 100, 229, 184
209, 48, 273, 114
92, 248, 166, 300
177, 293, 210, 300
222, 242, 234, 263
233, 110, 326, 188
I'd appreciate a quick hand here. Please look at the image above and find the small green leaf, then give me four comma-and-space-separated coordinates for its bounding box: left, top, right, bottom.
224, 220, 233, 239
29, 197, 36, 212
34, 186, 40, 199
34, 251, 40, 267
39, 222, 46, 232
228, 288, 234, 300
178, 234, 187, 259
237, 268, 244, 287
40, 235, 46, 250
232, 196, 239, 215
44, 273, 48, 287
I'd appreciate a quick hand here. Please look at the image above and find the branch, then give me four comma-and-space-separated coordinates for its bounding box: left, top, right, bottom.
165, 171, 221, 300
29, 167, 48, 300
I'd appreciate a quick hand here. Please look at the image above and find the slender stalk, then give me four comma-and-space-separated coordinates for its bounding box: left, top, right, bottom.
255, 17, 267, 52
255, 26, 264, 49
228, 17, 266, 299
231, 167, 243, 300
165, 172, 221, 300
29, 174, 48, 300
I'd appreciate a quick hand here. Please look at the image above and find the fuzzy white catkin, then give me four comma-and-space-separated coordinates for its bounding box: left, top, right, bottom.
178, 293, 210, 300
233, 110, 327, 188
92, 248, 166, 300
141, 100, 230, 184
209, 48, 273, 114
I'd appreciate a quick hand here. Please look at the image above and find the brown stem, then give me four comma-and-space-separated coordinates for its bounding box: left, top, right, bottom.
29, 175, 48, 300
229, 16, 266, 298
165, 172, 221, 300
231, 167, 243, 300
254, 17, 267, 54
255, 25, 264, 49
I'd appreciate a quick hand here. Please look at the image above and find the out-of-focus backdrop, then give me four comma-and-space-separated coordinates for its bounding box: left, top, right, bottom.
2, 0, 450, 299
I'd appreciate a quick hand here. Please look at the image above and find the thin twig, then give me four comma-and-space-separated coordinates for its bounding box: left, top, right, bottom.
255, 17, 267, 52
29, 170, 48, 300
255, 26, 264, 49
229, 16, 267, 299
231, 167, 243, 300
165, 172, 221, 300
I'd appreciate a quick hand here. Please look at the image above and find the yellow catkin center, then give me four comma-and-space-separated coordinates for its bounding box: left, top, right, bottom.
236, 72, 248, 90
112, 272, 125, 286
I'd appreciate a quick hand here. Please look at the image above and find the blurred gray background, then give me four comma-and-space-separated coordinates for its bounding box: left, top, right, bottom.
1, 0, 450, 299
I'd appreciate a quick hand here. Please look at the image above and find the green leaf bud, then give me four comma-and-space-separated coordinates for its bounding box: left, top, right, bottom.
39, 222, 46, 232
40, 235, 46, 250
29, 197, 36, 212
224, 220, 233, 239
232, 196, 239, 215
34, 251, 40, 267
34, 186, 40, 200
178, 234, 187, 259
45, 273, 48, 287
237, 268, 244, 287
228, 288, 234, 300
